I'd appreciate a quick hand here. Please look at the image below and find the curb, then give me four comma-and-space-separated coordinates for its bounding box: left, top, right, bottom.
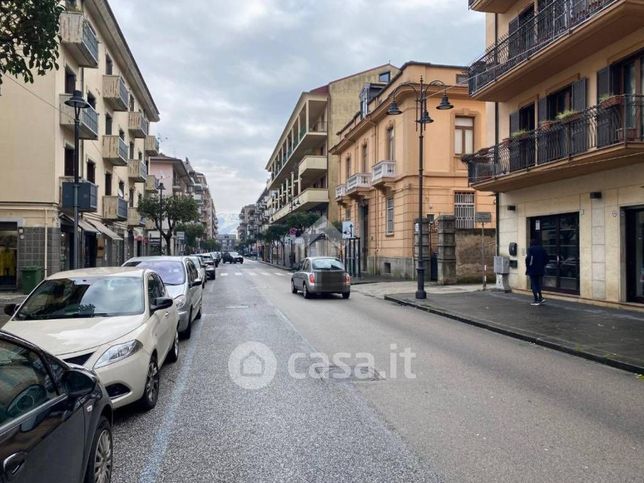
384, 295, 644, 375
259, 260, 293, 272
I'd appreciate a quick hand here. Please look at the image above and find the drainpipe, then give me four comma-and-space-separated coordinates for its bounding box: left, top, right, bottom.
44, 208, 48, 277
494, 13, 500, 257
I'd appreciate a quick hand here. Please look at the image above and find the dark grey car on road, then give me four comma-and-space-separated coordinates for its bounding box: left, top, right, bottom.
291, 257, 351, 299
0, 331, 113, 483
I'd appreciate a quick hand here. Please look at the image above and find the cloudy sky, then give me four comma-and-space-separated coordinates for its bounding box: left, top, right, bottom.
109, 0, 484, 214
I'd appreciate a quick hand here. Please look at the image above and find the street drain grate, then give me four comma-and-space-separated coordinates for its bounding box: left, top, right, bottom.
315, 364, 383, 382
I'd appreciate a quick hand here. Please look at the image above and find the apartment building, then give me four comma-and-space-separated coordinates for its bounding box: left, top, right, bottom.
464, 0, 644, 304
217, 234, 237, 252
237, 204, 258, 246
265, 64, 399, 226
0, 0, 159, 289
331, 62, 492, 278
193, 171, 217, 240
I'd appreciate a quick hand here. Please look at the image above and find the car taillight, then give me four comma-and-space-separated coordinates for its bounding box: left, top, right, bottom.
309, 273, 316, 284
344, 273, 351, 284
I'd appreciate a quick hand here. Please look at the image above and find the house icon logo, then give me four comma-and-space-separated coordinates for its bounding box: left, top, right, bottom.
228, 342, 277, 390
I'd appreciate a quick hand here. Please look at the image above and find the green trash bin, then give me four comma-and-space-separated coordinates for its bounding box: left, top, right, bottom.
21, 266, 44, 294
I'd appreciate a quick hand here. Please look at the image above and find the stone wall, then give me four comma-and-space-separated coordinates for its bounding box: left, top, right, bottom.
455, 228, 496, 283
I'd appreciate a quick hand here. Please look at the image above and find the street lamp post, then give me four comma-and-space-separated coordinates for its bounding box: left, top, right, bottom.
64, 90, 90, 270
387, 77, 453, 299
158, 182, 165, 255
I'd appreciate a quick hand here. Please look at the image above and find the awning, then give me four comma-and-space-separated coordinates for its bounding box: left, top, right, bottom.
78, 219, 98, 234
87, 219, 123, 241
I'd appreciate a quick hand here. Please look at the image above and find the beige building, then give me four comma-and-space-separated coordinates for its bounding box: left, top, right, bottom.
0, 0, 159, 289
331, 62, 493, 278
193, 171, 217, 240
265, 64, 399, 225
464, 0, 644, 305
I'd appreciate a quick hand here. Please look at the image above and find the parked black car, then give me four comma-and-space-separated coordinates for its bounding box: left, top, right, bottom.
0, 331, 113, 483
222, 251, 244, 264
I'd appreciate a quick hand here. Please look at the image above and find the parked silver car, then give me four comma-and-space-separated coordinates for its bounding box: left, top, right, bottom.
124, 256, 203, 338
291, 257, 351, 299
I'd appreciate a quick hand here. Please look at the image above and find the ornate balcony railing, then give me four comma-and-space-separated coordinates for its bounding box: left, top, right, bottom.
464, 95, 644, 184
372, 160, 396, 184
346, 173, 371, 193
335, 184, 346, 200
468, 0, 616, 95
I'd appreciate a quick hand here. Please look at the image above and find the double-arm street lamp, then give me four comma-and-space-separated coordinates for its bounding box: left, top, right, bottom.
64, 90, 90, 270
387, 77, 453, 299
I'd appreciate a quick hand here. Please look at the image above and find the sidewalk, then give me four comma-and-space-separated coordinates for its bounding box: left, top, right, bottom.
385, 290, 644, 374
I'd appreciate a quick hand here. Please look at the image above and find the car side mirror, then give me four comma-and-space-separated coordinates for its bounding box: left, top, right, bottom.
62, 368, 97, 398
151, 297, 173, 313
4, 304, 17, 316
192, 279, 202, 287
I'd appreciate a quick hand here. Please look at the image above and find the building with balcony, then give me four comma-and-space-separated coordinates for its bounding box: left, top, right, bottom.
330, 62, 492, 278
237, 204, 258, 250
265, 64, 399, 227
463, 0, 644, 305
0, 0, 160, 288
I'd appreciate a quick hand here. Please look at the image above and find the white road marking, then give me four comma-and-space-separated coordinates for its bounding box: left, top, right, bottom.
220, 273, 229, 277
261, 272, 271, 276
249, 272, 258, 276
235, 272, 242, 276
273, 272, 285, 276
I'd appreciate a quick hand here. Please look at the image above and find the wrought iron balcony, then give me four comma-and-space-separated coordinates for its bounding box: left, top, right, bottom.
59, 12, 99, 68
468, 0, 620, 98
464, 95, 644, 190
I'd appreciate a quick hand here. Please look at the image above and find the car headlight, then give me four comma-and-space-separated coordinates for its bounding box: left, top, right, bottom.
174, 295, 187, 310
94, 340, 142, 369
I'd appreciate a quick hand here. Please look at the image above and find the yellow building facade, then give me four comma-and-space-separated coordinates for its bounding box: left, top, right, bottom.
0, 0, 159, 289
331, 62, 493, 279
465, 0, 644, 305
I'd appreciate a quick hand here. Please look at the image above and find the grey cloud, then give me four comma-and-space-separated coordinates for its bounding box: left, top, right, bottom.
110, 0, 483, 213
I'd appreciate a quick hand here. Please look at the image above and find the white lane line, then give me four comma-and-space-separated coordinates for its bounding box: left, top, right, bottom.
235, 272, 242, 276
260, 272, 271, 276
220, 273, 229, 277
273, 272, 285, 276
248, 272, 258, 276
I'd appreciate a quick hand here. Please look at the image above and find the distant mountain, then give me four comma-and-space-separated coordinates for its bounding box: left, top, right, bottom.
217, 212, 239, 235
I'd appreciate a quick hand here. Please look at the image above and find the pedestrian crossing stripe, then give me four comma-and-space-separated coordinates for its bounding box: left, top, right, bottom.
220, 273, 229, 276
273, 272, 285, 276
234, 272, 242, 276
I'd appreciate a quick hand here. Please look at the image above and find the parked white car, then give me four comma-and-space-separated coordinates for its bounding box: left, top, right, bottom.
188, 255, 207, 287
123, 256, 203, 339
3, 267, 180, 410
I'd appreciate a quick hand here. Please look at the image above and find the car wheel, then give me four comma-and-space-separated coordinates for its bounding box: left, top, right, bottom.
291, 280, 298, 294
139, 355, 159, 411
181, 310, 192, 339
84, 416, 112, 483
342, 292, 350, 299
166, 327, 179, 363
303, 283, 311, 299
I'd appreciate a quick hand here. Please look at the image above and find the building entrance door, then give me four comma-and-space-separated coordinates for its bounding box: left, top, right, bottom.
530, 212, 580, 294
0, 222, 18, 290
626, 207, 644, 303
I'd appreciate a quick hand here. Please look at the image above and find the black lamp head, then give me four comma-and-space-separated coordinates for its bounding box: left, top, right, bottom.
158, 182, 165, 191
64, 90, 89, 110
387, 99, 402, 116
437, 93, 453, 110
420, 110, 434, 124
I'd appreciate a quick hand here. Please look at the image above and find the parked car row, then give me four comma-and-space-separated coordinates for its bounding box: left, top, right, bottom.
0, 255, 210, 482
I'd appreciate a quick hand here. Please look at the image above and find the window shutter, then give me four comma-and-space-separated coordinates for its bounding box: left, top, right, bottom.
596, 67, 611, 102
571, 78, 587, 112
538, 96, 548, 124
509, 111, 520, 135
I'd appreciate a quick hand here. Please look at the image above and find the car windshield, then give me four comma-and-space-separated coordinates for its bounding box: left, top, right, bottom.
199, 255, 213, 261
311, 259, 345, 271
230, 252, 240, 257
14, 277, 144, 320
124, 260, 186, 285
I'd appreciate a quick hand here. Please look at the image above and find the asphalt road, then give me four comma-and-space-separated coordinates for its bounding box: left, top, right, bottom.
112, 260, 644, 482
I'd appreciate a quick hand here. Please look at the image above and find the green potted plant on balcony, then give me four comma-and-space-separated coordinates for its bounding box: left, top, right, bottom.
555, 109, 581, 123
510, 129, 530, 140
599, 94, 623, 109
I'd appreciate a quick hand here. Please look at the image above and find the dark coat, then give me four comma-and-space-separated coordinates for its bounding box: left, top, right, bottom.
525, 245, 548, 276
